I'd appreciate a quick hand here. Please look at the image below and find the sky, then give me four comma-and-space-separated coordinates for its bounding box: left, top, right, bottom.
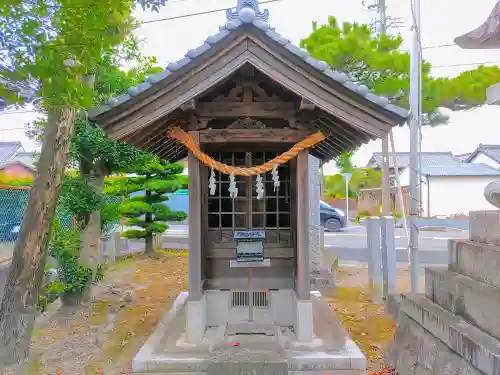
1, 0, 500, 174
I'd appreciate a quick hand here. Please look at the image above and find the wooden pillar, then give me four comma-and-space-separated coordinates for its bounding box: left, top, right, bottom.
296, 150, 311, 300
188, 131, 202, 300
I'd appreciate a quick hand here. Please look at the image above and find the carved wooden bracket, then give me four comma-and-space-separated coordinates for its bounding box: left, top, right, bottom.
180, 98, 197, 112
199, 128, 303, 143
300, 97, 316, 110
197, 101, 296, 118
227, 117, 266, 129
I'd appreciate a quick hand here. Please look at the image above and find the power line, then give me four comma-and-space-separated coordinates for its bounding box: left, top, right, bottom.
141, 0, 283, 25
2, 57, 500, 116
432, 60, 500, 69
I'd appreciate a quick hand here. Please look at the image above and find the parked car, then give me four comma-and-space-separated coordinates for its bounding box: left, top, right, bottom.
320, 200, 347, 232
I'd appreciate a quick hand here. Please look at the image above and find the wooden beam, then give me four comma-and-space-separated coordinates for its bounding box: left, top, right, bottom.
180, 98, 197, 112
296, 150, 310, 299
188, 131, 203, 300
300, 97, 315, 111
197, 101, 296, 118
199, 128, 304, 143
239, 64, 255, 77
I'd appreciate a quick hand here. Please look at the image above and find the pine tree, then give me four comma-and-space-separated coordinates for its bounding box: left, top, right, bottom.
119, 155, 187, 254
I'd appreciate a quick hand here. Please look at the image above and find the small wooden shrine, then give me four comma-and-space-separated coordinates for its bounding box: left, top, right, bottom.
90, 1, 407, 372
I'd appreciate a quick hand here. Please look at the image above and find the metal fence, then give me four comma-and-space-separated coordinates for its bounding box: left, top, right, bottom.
0, 187, 122, 251
0, 186, 189, 249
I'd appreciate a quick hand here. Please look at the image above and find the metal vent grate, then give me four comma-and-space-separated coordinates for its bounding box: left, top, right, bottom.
231, 291, 268, 307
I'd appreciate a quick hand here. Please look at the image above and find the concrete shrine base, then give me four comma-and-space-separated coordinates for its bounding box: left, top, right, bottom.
132, 291, 367, 375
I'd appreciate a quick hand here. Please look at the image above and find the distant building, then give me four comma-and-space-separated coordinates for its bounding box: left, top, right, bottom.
465, 144, 500, 170
0, 142, 37, 180
365, 151, 461, 184
365, 149, 500, 217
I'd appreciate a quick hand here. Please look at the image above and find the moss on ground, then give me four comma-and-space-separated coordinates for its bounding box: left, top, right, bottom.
328, 286, 396, 370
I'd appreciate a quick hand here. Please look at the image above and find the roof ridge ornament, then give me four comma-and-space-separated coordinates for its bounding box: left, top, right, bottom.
226, 0, 269, 23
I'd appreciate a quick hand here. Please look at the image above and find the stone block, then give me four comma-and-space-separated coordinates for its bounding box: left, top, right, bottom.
295, 300, 313, 342
469, 210, 500, 246
426, 267, 500, 340
384, 293, 400, 322
398, 293, 500, 375
186, 295, 207, 344
449, 239, 500, 288
387, 310, 484, 375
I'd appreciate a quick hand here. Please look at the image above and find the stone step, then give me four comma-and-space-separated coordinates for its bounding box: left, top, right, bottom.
425, 267, 500, 341
449, 239, 500, 288
399, 292, 500, 375
469, 210, 500, 246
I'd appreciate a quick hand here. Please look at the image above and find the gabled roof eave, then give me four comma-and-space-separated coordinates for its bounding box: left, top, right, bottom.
89, 5, 409, 126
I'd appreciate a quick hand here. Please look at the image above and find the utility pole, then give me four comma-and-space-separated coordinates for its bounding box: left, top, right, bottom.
374, 0, 391, 217
409, 0, 422, 293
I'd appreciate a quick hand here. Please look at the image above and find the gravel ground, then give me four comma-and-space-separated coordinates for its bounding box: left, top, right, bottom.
5, 253, 188, 375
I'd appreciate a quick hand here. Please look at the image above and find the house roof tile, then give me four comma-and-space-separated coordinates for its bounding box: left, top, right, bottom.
368, 152, 461, 169
0, 141, 22, 162
466, 144, 500, 164
422, 163, 500, 176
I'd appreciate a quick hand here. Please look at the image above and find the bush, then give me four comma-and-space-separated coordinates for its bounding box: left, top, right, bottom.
48, 220, 92, 296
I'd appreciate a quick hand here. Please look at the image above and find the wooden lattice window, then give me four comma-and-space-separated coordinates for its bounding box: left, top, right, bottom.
206, 152, 292, 245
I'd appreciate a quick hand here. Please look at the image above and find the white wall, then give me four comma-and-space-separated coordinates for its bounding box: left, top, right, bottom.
423, 176, 500, 217
470, 153, 500, 170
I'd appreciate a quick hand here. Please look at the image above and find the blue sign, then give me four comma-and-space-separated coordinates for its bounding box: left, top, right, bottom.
234, 231, 266, 240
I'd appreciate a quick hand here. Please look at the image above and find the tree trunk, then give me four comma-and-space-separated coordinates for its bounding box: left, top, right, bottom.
79, 167, 105, 302
79, 162, 105, 297
0, 106, 76, 368
144, 189, 154, 255
145, 234, 154, 255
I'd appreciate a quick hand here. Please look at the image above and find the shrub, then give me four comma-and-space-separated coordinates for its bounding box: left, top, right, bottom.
48, 220, 92, 295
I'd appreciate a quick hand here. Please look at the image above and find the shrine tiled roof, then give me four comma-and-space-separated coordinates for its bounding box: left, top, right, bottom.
88, 0, 409, 121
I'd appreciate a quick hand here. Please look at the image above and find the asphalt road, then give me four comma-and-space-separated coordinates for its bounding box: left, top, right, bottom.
324, 225, 467, 265
0, 224, 468, 303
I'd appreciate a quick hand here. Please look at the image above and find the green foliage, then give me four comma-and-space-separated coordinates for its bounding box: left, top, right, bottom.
119, 158, 187, 248
0, 172, 34, 187
48, 220, 92, 294
0, 0, 140, 109
94, 262, 107, 284
300, 17, 500, 124
325, 168, 381, 198
335, 152, 354, 172
58, 176, 103, 220
100, 201, 122, 235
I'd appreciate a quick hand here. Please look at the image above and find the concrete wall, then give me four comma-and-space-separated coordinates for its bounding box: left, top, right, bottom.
424, 176, 499, 217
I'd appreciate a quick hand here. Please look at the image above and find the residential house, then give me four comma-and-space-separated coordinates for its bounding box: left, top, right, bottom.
366, 151, 462, 183
366, 150, 500, 217
454, 152, 473, 162
399, 162, 500, 217
465, 144, 500, 170
0, 142, 37, 180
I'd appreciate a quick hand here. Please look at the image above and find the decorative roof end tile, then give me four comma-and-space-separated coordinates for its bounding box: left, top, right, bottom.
284, 43, 307, 58
226, 0, 269, 23
186, 43, 211, 59
135, 82, 152, 93
107, 93, 130, 108
205, 29, 231, 45
147, 69, 171, 84
265, 30, 289, 45
323, 69, 349, 83
385, 104, 409, 118
252, 19, 270, 31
